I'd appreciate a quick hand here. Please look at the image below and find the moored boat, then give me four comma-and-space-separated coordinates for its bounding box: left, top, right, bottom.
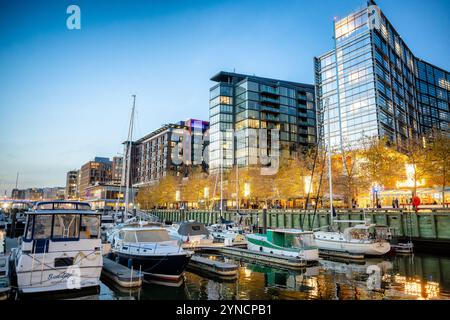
166, 221, 213, 246
314, 223, 391, 257
246, 229, 319, 263
109, 224, 192, 285
12, 201, 103, 294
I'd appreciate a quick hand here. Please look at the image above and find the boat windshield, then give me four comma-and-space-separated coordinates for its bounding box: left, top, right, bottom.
374, 226, 391, 239
292, 233, 315, 248
80, 215, 101, 239
53, 214, 80, 239
136, 230, 170, 242
33, 215, 52, 239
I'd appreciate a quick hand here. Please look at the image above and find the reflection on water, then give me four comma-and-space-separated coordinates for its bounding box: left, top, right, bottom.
96, 253, 450, 300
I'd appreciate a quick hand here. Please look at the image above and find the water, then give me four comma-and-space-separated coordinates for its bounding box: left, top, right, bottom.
95, 253, 450, 300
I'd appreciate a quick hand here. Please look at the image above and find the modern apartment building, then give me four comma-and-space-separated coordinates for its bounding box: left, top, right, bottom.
315, 0, 449, 151
127, 119, 209, 187
78, 157, 113, 199
112, 156, 123, 184
65, 170, 79, 199
11, 187, 65, 200
209, 71, 316, 172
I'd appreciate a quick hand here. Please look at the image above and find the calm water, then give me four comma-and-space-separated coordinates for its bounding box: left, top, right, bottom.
91, 253, 450, 300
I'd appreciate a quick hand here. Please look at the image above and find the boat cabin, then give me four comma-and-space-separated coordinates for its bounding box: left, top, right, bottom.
266, 229, 316, 249
23, 201, 101, 249
343, 224, 391, 241
177, 221, 210, 237
117, 227, 171, 243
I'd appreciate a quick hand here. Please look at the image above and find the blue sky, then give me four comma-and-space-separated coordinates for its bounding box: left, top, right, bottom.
0, 0, 449, 195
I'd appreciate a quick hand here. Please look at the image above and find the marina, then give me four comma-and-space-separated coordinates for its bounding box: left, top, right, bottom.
96, 253, 450, 300
1, 207, 450, 300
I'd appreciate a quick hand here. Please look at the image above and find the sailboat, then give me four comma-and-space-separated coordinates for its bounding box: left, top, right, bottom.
207, 149, 248, 245
313, 99, 391, 257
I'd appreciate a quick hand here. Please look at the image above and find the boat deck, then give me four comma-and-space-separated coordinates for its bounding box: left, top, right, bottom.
187, 255, 238, 277
101, 258, 143, 288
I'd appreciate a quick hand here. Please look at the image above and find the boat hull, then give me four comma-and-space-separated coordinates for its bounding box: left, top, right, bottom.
16, 266, 102, 293
315, 238, 391, 256
246, 235, 319, 262
114, 252, 191, 282
14, 240, 104, 294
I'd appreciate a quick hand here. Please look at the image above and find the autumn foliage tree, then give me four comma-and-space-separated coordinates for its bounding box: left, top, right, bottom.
424, 130, 450, 206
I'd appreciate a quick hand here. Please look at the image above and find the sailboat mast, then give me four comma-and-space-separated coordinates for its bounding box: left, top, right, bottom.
326, 98, 333, 226
117, 154, 126, 214
125, 94, 136, 218
235, 163, 239, 211
220, 144, 223, 216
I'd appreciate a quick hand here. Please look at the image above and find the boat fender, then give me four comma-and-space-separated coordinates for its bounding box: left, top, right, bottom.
128, 258, 133, 269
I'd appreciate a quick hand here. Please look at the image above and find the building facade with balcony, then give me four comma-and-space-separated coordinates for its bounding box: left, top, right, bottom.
112, 156, 123, 184
315, 0, 449, 151
126, 119, 209, 188
65, 170, 79, 199
209, 71, 316, 172
78, 157, 113, 199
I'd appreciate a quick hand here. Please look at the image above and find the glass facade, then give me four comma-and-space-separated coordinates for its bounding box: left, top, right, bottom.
315, 1, 449, 151
209, 72, 315, 172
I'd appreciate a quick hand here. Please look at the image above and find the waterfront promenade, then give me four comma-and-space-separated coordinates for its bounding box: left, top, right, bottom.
152, 208, 450, 254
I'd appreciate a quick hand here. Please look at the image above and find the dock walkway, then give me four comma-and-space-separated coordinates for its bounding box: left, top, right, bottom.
102, 257, 142, 288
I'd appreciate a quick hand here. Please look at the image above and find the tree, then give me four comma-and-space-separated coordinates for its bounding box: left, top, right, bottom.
403, 138, 428, 197
273, 156, 308, 205
136, 183, 159, 209
238, 166, 276, 206
332, 141, 368, 208
359, 137, 407, 206
424, 130, 450, 207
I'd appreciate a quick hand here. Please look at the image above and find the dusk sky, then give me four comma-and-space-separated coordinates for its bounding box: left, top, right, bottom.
0, 0, 449, 195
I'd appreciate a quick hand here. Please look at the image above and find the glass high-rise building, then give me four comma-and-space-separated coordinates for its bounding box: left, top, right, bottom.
209, 71, 315, 172
315, 0, 449, 151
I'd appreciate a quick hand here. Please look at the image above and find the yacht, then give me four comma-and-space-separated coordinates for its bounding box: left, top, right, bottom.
208, 223, 246, 245
0, 230, 11, 300
0, 253, 11, 300
166, 221, 213, 246
12, 201, 103, 294
246, 229, 319, 263
314, 223, 391, 257
109, 223, 192, 285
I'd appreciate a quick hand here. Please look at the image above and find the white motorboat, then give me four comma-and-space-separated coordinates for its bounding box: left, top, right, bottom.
314, 223, 391, 256
0, 253, 11, 300
208, 224, 246, 245
109, 223, 192, 285
13, 201, 103, 294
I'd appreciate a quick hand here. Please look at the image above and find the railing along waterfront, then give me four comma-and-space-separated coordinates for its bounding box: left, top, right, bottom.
150, 208, 450, 241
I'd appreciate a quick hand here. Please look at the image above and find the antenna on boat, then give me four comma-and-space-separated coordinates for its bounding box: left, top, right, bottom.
124, 94, 136, 222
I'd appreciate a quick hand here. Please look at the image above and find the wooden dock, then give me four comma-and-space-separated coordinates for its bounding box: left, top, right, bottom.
187, 255, 238, 277
204, 246, 310, 270
101, 257, 143, 288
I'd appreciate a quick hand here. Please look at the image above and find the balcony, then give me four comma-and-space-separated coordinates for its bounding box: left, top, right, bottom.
260, 105, 280, 113
260, 85, 279, 95
260, 95, 280, 104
